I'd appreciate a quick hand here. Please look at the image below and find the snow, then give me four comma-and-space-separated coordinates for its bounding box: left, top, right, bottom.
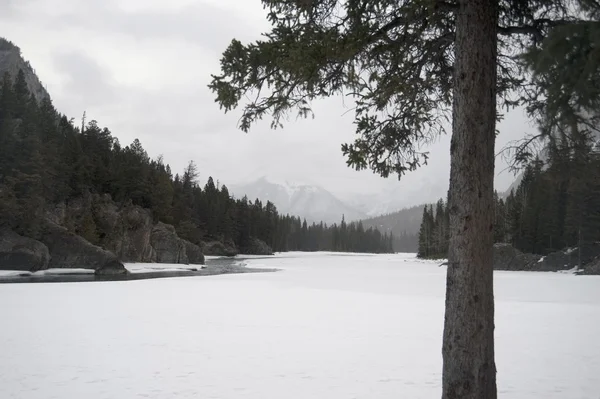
34, 268, 95, 275
126, 263, 204, 274
1, 252, 600, 399
0, 270, 32, 277
557, 266, 582, 275
0, 268, 95, 277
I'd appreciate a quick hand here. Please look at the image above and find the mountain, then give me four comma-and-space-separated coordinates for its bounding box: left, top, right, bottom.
340, 176, 446, 217
361, 204, 425, 235
360, 204, 425, 253
230, 177, 367, 224
0, 38, 50, 102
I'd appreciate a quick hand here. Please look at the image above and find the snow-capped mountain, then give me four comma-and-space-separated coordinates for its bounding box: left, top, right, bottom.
339, 178, 447, 217
230, 177, 367, 224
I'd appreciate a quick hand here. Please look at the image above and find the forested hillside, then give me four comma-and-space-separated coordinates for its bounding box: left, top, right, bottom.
0, 69, 393, 255
418, 129, 600, 260
361, 204, 424, 252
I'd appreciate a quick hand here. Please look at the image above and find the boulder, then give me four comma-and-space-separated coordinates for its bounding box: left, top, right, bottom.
0, 228, 50, 271
537, 249, 577, 271
580, 257, 600, 275
202, 240, 238, 257
94, 260, 130, 276
492, 243, 540, 271
241, 237, 274, 255
39, 221, 127, 275
151, 222, 188, 264
183, 240, 205, 265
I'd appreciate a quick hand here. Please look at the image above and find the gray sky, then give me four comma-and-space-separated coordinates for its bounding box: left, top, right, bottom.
2, 0, 537, 205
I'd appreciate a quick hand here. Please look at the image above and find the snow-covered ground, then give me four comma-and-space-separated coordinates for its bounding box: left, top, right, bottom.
1, 252, 599, 399
0, 268, 96, 277
126, 263, 205, 274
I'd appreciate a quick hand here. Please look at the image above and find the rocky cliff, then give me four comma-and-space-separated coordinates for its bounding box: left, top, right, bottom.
47, 194, 158, 263
0, 193, 209, 273
47, 193, 206, 265
0, 38, 50, 103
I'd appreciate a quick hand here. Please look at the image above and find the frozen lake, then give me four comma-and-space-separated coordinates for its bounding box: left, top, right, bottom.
1, 252, 599, 398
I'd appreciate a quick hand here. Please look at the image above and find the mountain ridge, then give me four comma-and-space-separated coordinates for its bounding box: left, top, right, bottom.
230, 176, 368, 224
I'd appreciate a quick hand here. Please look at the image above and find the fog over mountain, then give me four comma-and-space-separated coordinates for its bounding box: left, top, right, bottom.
230, 177, 368, 224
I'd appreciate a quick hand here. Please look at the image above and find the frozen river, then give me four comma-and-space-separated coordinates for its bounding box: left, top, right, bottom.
1, 252, 599, 398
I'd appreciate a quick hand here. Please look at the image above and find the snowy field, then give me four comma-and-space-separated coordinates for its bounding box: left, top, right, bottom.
1, 252, 599, 399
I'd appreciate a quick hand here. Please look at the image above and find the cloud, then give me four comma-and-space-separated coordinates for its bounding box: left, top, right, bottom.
52, 51, 117, 107
0, 0, 17, 15
1, 0, 537, 207
44, 1, 265, 55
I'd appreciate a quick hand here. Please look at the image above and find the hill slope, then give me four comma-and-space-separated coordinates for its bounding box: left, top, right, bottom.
360, 204, 425, 252
0, 38, 49, 102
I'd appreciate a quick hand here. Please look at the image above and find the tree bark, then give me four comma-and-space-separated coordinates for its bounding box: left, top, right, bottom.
442, 0, 498, 398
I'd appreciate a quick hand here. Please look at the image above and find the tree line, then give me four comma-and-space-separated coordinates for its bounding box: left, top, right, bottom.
417, 199, 450, 259
418, 128, 600, 259
0, 70, 393, 254
360, 204, 422, 252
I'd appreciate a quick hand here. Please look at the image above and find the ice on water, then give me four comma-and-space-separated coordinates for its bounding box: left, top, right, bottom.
1, 252, 599, 399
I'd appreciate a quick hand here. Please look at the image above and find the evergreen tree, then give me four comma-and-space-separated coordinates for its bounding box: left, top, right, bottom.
209, 2, 600, 394
417, 205, 433, 258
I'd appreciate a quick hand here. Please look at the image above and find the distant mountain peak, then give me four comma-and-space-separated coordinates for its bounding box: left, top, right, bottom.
230, 176, 366, 224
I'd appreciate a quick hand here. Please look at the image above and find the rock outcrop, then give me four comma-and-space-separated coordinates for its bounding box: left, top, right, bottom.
241, 237, 274, 255
493, 243, 540, 271
492, 243, 600, 273
0, 229, 50, 272
39, 221, 127, 275
46, 194, 206, 266
151, 222, 188, 264
183, 240, 205, 265
202, 240, 238, 257
0, 38, 50, 102
150, 222, 205, 265
92, 196, 156, 262
47, 194, 157, 263
581, 258, 600, 275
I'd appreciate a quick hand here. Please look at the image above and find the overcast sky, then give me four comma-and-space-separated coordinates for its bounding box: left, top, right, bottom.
1, 0, 538, 205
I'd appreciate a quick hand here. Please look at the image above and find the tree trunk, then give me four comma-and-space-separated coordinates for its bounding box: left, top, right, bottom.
442, 0, 498, 398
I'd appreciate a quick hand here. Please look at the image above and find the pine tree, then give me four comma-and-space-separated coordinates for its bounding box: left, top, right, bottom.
209, 2, 600, 394
417, 205, 432, 258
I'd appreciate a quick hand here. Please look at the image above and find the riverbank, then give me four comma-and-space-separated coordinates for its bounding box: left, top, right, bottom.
0, 257, 278, 284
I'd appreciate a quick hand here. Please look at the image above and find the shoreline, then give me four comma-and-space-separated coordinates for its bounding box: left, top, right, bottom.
0, 258, 278, 284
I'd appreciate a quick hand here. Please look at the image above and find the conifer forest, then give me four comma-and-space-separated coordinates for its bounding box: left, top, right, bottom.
0, 70, 393, 254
